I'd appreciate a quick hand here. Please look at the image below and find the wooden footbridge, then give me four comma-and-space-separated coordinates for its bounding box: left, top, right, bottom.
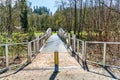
0, 28, 120, 80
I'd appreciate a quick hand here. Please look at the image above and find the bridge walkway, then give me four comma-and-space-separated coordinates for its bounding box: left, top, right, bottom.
0, 34, 115, 80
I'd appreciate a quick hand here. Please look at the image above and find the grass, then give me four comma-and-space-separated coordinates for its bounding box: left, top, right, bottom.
69, 31, 109, 41
34, 32, 44, 37
52, 31, 57, 34
0, 31, 46, 56
70, 31, 88, 40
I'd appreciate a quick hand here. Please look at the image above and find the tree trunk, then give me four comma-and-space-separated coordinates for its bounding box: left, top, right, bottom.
74, 0, 77, 35
7, 0, 12, 38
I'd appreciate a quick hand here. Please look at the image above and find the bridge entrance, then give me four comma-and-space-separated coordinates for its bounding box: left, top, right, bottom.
0, 33, 116, 80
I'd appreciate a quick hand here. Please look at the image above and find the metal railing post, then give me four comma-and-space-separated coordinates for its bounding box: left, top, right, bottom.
103, 43, 106, 67
5, 44, 9, 67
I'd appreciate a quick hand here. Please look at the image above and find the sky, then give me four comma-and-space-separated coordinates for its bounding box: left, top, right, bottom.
28, 0, 57, 14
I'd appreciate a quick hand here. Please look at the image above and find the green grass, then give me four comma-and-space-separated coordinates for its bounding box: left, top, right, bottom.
34, 32, 44, 36
52, 31, 57, 34
0, 31, 44, 56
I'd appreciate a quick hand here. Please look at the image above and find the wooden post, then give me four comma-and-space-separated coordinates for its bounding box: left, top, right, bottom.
36, 36, 39, 52
82, 41, 87, 70
27, 42, 31, 63
5, 44, 9, 67
77, 40, 79, 53
35, 40, 37, 52
72, 34, 76, 52
83, 42, 86, 62
33, 41, 36, 54
43, 39, 45, 45
82, 41, 84, 58
103, 43, 106, 67
68, 33, 70, 46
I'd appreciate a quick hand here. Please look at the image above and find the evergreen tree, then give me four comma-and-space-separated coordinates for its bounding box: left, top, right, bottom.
33, 6, 50, 15
20, 0, 28, 32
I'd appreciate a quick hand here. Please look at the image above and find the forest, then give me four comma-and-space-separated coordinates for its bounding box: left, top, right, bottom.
0, 0, 120, 43
0, 0, 53, 43
54, 0, 120, 42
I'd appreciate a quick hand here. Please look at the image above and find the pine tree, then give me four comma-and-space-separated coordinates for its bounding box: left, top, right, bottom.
20, 0, 28, 33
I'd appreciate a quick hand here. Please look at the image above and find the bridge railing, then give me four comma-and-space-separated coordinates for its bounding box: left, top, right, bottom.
58, 28, 65, 40
58, 28, 120, 69
0, 28, 52, 72
69, 35, 85, 62
85, 41, 120, 68
70, 36, 120, 69
0, 42, 28, 71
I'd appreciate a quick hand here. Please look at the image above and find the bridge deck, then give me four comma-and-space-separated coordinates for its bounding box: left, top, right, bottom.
41, 34, 68, 53
0, 34, 116, 80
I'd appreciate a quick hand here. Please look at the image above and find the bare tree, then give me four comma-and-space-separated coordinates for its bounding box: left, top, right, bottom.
74, 0, 77, 35
7, 0, 12, 37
